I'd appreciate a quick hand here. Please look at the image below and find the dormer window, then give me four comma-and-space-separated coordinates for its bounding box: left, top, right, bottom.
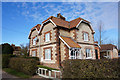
33, 37, 37, 45
84, 32, 88, 41
45, 33, 50, 42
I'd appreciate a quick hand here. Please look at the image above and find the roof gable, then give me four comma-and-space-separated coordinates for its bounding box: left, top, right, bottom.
28, 24, 41, 39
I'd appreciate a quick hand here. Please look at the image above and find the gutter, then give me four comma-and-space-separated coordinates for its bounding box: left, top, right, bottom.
58, 28, 62, 69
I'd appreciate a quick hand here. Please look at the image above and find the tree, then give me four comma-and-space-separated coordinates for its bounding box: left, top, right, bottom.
20, 43, 29, 57
96, 20, 108, 45
2, 43, 14, 54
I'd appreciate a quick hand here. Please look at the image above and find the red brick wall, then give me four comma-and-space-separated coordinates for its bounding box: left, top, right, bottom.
95, 46, 100, 59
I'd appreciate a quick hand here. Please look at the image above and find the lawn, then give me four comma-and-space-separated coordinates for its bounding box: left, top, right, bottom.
37, 65, 59, 71
3, 68, 31, 78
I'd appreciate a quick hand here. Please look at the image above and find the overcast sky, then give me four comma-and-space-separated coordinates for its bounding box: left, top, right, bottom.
2, 2, 118, 46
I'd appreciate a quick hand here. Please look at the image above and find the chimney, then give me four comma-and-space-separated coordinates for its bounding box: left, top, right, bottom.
94, 41, 98, 44
11, 44, 15, 47
57, 13, 66, 20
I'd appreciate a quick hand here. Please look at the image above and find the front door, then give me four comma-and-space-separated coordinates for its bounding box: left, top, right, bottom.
95, 49, 98, 59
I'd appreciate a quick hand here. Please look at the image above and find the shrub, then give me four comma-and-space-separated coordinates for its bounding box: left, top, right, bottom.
62, 58, 120, 78
2, 54, 16, 68
25, 57, 39, 61
9, 57, 37, 75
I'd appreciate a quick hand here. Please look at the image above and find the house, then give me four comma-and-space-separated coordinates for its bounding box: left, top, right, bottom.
100, 44, 118, 59
28, 13, 100, 69
11, 44, 21, 55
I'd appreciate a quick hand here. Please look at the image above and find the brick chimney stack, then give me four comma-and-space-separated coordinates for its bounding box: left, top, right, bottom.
57, 13, 66, 20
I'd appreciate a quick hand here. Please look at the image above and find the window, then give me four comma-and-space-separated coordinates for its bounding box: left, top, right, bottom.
70, 49, 81, 59
86, 49, 92, 58
33, 37, 37, 45
70, 50, 75, 59
45, 49, 51, 60
84, 32, 88, 41
32, 50, 36, 57
45, 33, 50, 42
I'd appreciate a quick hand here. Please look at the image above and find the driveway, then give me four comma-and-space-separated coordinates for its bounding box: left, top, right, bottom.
2, 70, 18, 78
1, 70, 46, 80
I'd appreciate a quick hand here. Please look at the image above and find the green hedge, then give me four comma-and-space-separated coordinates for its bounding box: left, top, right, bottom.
2, 54, 16, 68
24, 57, 39, 61
9, 57, 37, 75
62, 58, 120, 78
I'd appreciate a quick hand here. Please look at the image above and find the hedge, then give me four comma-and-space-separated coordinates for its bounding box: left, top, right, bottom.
9, 57, 37, 75
62, 58, 120, 78
24, 57, 39, 61
2, 54, 16, 68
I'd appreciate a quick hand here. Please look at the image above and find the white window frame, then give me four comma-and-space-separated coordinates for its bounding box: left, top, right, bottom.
45, 48, 51, 60
84, 32, 88, 41
32, 50, 36, 57
45, 33, 50, 42
103, 51, 110, 58
86, 49, 92, 59
33, 37, 37, 45
69, 48, 81, 59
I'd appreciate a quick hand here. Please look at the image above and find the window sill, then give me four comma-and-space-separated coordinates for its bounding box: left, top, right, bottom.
45, 41, 50, 43
86, 57, 92, 59
84, 40, 89, 42
45, 59, 51, 61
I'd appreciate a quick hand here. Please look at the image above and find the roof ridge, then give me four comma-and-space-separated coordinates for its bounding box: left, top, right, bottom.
53, 17, 69, 23
70, 17, 80, 22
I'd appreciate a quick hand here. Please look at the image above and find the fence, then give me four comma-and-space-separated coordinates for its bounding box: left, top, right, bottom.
36, 67, 62, 79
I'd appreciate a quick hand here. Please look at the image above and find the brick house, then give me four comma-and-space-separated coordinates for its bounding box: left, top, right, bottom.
28, 13, 100, 69
100, 44, 118, 59
11, 44, 21, 55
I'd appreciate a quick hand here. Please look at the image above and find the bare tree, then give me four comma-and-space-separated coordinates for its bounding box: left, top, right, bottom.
96, 20, 108, 45
20, 43, 29, 57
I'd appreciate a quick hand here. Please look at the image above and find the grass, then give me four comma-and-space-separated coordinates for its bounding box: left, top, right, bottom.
3, 68, 31, 78
37, 65, 59, 71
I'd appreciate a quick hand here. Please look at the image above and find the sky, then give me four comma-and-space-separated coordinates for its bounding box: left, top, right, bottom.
2, 2, 118, 46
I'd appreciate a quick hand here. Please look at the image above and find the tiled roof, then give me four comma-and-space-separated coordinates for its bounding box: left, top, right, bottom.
60, 36, 81, 48
100, 44, 117, 51
31, 24, 41, 31
41, 15, 90, 29
52, 17, 70, 28
70, 17, 82, 28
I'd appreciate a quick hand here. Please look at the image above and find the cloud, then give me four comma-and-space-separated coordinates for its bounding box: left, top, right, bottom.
18, 2, 118, 31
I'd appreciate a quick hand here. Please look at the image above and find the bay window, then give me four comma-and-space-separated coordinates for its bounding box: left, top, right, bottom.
69, 48, 81, 59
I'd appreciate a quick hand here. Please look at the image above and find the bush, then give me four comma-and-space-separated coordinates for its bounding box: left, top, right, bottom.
62, 58, 120, 78
9, 57, 37, 75
2, 54, 16, 68
25, 57, 39, 61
